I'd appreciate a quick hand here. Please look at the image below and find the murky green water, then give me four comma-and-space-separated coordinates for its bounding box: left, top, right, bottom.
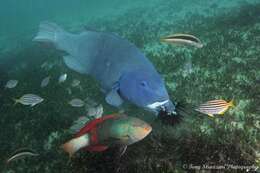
0, 0, 259, 172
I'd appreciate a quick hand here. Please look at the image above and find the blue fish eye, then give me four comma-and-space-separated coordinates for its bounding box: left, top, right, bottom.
140, 81, 148, 87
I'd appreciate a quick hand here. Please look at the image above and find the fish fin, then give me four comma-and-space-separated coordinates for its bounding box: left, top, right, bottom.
33, 21, 64, 43
61, 140, 78, 157
106, 89, 123, 107
84, 145, 108, 152
12, 98, 19, 106
76, 114, 118, 137
219, 109, 227, 115
219, 112, 225, 115
228, 99, 234, 107
207, 114, 214, 117
105, 90, 123, 107
160, 38, 167, 43
63, 55, 87, 74
105, 85, 123, 107
30, 103, 36, 107
75, 120, 97, 137
61, 134, 90, 157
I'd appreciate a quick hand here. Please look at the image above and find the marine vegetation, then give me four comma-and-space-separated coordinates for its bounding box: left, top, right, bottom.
0, 2, 259, 173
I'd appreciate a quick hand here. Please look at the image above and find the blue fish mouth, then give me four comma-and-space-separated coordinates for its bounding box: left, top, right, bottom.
146, 100, 169, 109
145, 100, 177, 116
158, 106, 177, 116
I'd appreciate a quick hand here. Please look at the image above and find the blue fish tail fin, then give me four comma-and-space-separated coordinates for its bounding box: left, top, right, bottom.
33, 21, 64, 43
34, 22, 93, 75
33, 21, 74, 53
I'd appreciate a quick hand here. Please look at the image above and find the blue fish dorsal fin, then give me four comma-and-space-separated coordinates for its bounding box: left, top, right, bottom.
105, 83, 123, 107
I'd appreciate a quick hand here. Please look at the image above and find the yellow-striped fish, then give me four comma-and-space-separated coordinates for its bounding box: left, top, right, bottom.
195, 99, 234, 117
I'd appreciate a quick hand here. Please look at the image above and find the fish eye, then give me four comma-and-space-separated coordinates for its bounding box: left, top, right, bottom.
140, 81, 148, 87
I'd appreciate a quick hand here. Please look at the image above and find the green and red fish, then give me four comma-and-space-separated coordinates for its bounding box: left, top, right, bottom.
61, 114, 152, 157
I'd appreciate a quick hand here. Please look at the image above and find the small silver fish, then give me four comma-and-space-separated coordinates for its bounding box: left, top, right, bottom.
6, 148, 39, 164
71, 79, 80, 87
58, 73, 67, 83
195, 99, 234, 117
14, 94, 44, 107
40, 76, 50, 88
161, 33, 203, 48
68, 98, 85, 107
87, 104, 103, 119
5, 80, 18, 89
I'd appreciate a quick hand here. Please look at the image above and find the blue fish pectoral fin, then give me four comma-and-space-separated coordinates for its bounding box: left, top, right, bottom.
63, 55, 87, 74
105, 89, 123, 107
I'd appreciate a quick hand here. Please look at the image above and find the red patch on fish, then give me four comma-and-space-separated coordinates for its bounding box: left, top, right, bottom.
84, 145, 109, 152
75, 114, 118, 152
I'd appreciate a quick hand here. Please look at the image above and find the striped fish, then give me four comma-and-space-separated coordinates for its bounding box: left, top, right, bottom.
6, 148, 39, 164
14, 94, 44, 107
160, 33, 203, 48
195, 99, 234, 117
5, 80, 18, 89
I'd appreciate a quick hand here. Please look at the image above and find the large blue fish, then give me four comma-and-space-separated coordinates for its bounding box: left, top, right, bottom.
34, 22, 176, 115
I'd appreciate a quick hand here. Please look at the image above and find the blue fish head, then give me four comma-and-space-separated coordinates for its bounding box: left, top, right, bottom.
119, 69, 176, 115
